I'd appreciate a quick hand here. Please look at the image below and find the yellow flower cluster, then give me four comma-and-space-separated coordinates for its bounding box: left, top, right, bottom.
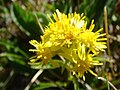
29, 9, 107, 78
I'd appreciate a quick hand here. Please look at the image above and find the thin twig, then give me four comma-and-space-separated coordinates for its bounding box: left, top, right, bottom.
59, 55, 65, 62
2, 69, 14, 90
24, 69, 43, 90
34, 13, 45, 34
78, 78, 93, 90
98, 77, 117, 90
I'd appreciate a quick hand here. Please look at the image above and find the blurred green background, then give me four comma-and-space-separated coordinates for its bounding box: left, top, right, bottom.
0, 0, 120, 90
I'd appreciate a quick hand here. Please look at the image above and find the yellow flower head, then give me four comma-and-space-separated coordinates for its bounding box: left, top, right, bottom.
80, 20, 107, 54
71, 43, 102, 78
29, 39, 52, 64
29, 9, 107, 78
43, 9, 85, 47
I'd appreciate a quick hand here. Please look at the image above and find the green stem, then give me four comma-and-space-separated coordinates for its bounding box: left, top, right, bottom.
104, 6, 111, 59
104, 6, 114, 75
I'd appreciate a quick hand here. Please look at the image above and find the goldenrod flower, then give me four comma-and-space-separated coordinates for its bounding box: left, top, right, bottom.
29, 39, 52, 64
29, 36, 60, 64
80, 20, 107, 55
29, 9, 107, 78
60, 43, 102, 78
43, 9, 85, 47
72, 44, 103, 78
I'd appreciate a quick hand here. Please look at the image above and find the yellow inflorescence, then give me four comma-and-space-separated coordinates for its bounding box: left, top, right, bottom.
29, 9, 107, 78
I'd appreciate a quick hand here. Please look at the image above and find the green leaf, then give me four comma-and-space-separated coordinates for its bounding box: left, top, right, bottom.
28, 62, 55, 69
0, 52, 32, 73
0, 39, 28, 58
28, 60, 63, 69
11, 3, 43, 39
5, 54, 26, 65
69, 75, 80, 90
30, 81, 67, 90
